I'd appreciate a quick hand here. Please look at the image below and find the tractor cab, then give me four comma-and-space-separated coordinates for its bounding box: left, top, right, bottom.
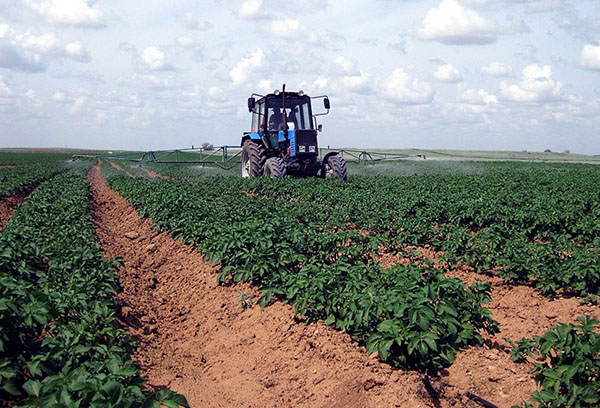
241, 85, 346, 180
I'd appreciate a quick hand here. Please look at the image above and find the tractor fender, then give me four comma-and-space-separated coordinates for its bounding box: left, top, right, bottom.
322, 151, 340, 165
241, 132, 262, 147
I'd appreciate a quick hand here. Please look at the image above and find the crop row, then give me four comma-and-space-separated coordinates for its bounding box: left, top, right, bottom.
0, 168, 187, 407
107, 173, 499, 370
231, 163, 600, 296
0, 163, 68, 199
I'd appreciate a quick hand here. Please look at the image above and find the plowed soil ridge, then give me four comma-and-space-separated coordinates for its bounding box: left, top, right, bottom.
0, 188, 33, 231
88, 165, 442, 408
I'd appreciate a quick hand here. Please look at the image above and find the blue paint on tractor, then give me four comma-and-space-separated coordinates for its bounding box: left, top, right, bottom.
289, 129, 296, 157
278, 130, 286, 142
249, 132, 261, 140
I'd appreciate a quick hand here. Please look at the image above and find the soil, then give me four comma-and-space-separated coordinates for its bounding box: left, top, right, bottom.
0, 165, 19, 169
87, 164, 597, 407
131, 165, 169, 179
0, 189, 32, 230
107, 160, 134, 177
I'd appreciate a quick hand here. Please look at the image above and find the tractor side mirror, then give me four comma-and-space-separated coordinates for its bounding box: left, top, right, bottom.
323, 98, 330, 110
247, 97, 256, 112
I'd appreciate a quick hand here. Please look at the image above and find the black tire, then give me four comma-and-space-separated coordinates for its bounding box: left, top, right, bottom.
264, 157, 287, 178
323, 155, 348, 180
241, 140, 265, 178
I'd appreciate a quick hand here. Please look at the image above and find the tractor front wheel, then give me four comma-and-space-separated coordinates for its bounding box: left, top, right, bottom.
323, 155, 348, 180
264, 157, 287, 178
241, 140, 265, 178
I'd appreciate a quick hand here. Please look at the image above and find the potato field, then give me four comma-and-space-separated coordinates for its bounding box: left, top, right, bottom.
1, 152, 599, 408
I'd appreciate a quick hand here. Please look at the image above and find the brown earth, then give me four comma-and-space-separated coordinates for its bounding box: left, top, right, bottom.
131, 165, 169, 179
0, 189, 32, 230
107, 160, 134, 177
0, 165, 19, 169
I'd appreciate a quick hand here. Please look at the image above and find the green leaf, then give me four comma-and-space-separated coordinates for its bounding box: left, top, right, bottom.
23, 379, 42, 397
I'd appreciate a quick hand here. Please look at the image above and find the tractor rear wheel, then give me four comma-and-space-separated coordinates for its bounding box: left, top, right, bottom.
323, 155, 348, 180
264, 157, 287, 178
241, 140, 265, 178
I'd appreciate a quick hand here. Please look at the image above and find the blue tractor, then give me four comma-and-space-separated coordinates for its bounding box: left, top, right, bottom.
241, 85, 347, 180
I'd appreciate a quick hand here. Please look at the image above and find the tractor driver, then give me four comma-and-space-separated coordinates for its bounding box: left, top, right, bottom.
268, 108, 284, 131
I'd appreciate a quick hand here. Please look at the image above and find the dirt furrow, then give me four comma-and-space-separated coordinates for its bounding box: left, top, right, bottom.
88, 164, 448, 408
0, 189, 33, 230
107, 160, 135, 177
131, 165, 170, 179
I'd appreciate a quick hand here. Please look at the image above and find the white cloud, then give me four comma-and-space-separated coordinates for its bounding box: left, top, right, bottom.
70, 95, 86, 113
0, 25, 90, 72
23, 0, 106, 28
581, 43, 600, 71
96, 110, 107, 124
384, 68, 435, 105
65, 41, 89, 62
461, 89, 497, 105
141, 46, 168, 70
267, 19, 301, 39
0, 40, 45, 72
52, 91, 67, 102
175, 34, 203, 50
499, 64, 564, 103
481, 61, 513, 77
238, 0, 262, 19
433, 63, 462, 82
257, 79, 272, 92
229, 48, 265, 86
25, 89, 42, 108
18, 32, 57, 54
416, 0, 499, 45
342, 71, 371, 94
179, 12, 213, 30
333, 56, 360, 76
0, 75, 12, 97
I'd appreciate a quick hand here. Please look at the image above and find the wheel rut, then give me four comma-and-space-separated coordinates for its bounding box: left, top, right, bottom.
87, 164, 435, 408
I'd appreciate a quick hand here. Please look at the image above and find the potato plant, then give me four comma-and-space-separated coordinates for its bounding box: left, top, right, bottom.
510, 317, 600, 408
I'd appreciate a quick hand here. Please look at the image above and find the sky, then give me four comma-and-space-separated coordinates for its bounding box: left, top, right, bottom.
0, 0, 599, 153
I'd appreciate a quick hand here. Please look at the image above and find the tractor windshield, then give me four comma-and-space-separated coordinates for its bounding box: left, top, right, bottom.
266, 96, 313, 131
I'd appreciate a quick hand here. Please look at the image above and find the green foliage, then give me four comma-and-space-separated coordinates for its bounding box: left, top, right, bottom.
0, 162, 67, 198
510, 317, 600, 408
0, 171, 187, 407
